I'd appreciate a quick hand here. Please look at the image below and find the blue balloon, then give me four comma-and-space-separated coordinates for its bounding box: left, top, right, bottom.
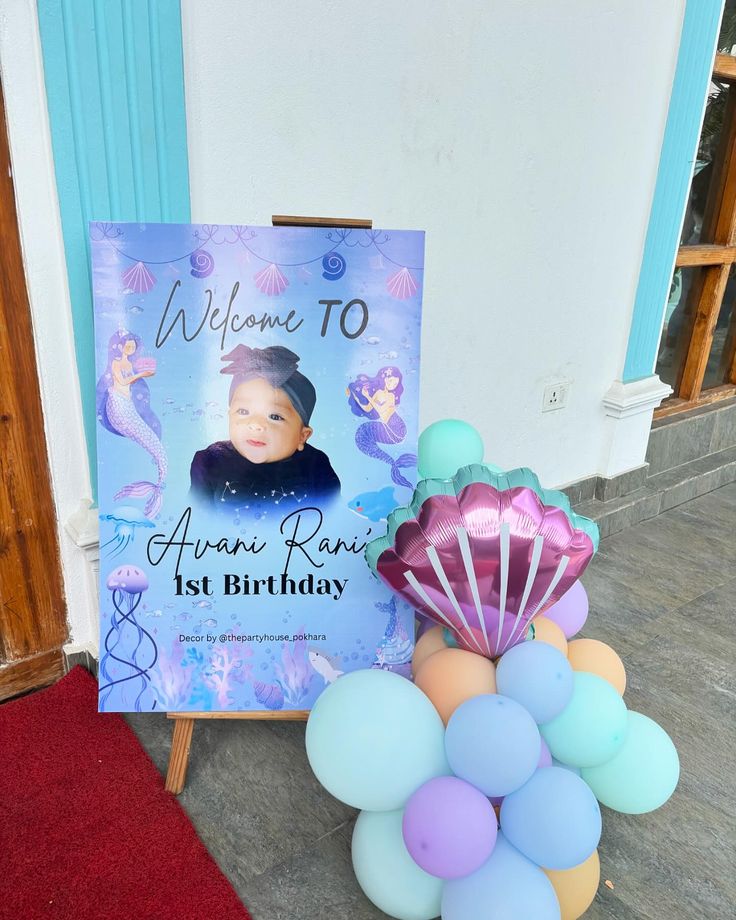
352, 809, 443, 920
496, 640, 574, 724
500, 766, 601, 870
442, 834, 560, 920
306, 669, 449, 811
446, 694, 541, 797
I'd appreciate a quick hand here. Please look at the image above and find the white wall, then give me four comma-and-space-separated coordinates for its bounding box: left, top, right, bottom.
182, 0, 685, 486
0, 0, 98, 655
0, 0, 686, 653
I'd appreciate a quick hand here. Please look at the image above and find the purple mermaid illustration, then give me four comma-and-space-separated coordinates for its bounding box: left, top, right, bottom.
96, 330, 168, 518
347, 365, 416, 489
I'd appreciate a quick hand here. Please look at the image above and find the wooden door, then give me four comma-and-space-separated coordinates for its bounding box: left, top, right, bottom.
0, 76, 68, 700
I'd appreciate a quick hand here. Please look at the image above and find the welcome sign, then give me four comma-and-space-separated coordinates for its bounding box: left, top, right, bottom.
91, 223, 424, 712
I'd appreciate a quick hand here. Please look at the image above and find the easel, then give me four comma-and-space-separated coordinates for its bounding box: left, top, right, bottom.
165, 213, 373, 794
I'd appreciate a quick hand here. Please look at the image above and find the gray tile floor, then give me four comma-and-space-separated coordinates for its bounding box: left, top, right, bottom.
128, 483, 736, 920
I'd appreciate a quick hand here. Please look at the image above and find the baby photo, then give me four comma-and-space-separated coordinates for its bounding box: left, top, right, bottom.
190, 344, 341, 509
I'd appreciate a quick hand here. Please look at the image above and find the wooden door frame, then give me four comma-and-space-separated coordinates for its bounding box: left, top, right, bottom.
657, 53, 736, 418
0, 75, 68, 700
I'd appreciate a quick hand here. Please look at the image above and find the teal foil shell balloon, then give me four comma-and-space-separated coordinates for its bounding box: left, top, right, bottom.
366, 464, 599, 658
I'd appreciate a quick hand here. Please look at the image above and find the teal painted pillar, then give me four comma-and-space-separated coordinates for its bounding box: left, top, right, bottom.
623, 0, 723, 382
36, 0, 191, 492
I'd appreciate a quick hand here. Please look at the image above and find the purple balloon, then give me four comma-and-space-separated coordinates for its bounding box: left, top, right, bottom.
402, 776, 498, 879
374, 475, 595, 658
543, 580, 589, 638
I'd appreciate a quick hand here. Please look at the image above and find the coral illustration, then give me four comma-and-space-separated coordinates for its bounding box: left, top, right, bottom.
149, 642, 193, 711
274, 630, 313, 706
203, 644, 251, 709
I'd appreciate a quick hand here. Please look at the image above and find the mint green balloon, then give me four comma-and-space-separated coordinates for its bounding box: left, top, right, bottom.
306, 669, 449, 811
582, 712, 679, 814
352, 809, 443, 920
540, 672, 627, 768
418, 420, 484, 479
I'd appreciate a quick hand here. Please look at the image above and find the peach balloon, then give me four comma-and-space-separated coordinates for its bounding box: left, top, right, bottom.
411, 625, 448, 677
568, 638, 626, 695
414, 648, 497, 724
531, 617, 568, 656
544, 849, 600, 920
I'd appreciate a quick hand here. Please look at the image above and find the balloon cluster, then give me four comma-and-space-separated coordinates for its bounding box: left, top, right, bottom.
306, 421, 680, 920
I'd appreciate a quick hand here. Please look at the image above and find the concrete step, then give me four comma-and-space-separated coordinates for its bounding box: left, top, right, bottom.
575, 445, 736, 538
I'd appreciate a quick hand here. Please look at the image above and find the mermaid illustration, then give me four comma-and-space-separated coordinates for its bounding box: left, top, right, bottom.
372, 597, 412, 673
347, 365, 416, 489
96, 330, 168, 518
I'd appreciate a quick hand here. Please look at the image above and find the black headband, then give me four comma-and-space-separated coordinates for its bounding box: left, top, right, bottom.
220, 345, 316, 425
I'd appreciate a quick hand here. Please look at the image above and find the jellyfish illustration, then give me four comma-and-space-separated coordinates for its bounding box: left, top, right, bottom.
99, 564, 158, 712
99, 505, 155, 557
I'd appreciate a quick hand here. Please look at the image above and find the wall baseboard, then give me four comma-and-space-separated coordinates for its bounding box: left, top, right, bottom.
570, 398, 736, 538
64, 645, 98, 677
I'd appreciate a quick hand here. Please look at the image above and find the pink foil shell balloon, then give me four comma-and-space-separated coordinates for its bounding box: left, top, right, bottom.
368, 465, 597, 659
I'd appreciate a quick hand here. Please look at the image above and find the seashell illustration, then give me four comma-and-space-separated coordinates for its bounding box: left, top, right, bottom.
386, 266, 418, 300
121, 261, 156, 294
322, 251, 347, 281
190, 248, 215, 278
254, 262, 288, 296
252, 678, 285, 710
367, 465, 598, 659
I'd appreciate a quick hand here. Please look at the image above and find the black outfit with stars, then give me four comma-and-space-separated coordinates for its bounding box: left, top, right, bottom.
189, 440, 341, 509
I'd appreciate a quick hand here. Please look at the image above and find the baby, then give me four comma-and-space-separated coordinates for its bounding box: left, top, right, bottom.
190, 345, 340, 508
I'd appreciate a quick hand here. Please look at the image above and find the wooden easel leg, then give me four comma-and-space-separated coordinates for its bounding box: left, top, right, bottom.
165, 717, 195, 794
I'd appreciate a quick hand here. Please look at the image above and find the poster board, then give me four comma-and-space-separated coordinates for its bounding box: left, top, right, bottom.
91, 220, 424, 713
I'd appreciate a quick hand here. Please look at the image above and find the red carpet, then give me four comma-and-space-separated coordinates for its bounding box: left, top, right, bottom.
0, 667, 251, 920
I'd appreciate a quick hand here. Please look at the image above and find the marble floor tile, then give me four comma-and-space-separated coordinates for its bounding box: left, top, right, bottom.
127, 714, 355, 882
127, 483, 736, 920
237, 820, 387, 920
